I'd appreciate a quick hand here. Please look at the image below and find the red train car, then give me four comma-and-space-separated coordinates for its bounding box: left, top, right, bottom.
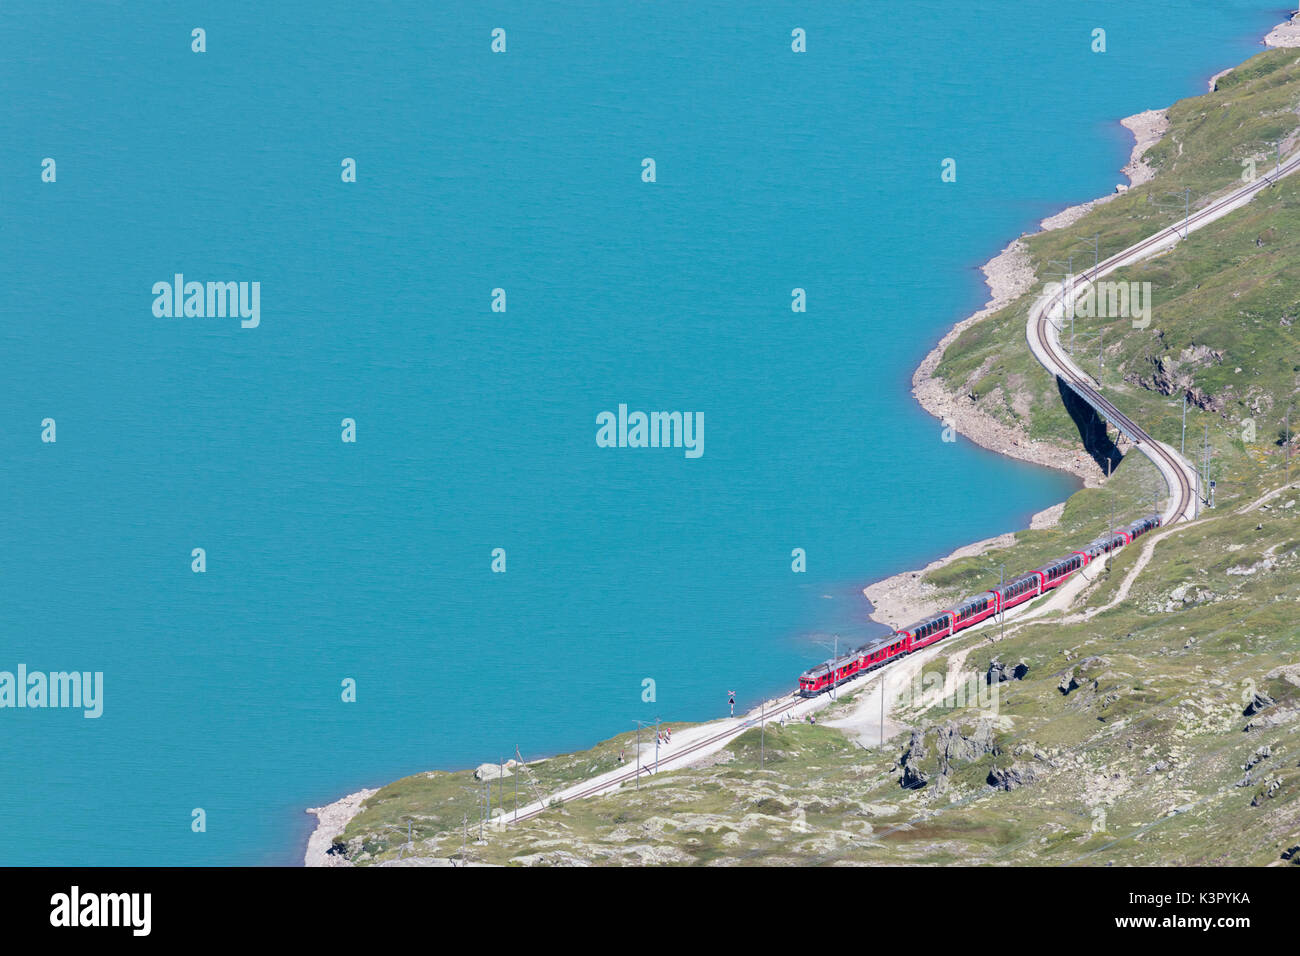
861, 633, 908, 672
1033, 552, 1086, 591
1123, 515, 1161, 543
794, 515, 1164, 696
899, 611, 952, 652
993, 572, 1040, 613
797, 632, 911, 697
1080, 532, 1126, 560
797, 649, 862, 697
947, 591, 998, 634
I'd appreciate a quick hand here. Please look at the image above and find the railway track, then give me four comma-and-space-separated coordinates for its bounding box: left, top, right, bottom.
505, 694, 806, 824
503, 151, 1300, 830
1027, 149, 1300, 525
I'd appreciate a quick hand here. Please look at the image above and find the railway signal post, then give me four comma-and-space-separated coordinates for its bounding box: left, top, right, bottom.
632, 718, 657, 786
383, 822, 414, 860
1181, 392, 1187, 457
1076, 233, 1100, 279
462, 785, 485, 844
1203, 423, 1212, 505
1045, 257, 1075, 347
655, 718, 660, 774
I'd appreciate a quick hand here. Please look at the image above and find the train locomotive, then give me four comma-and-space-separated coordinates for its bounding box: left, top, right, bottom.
796, 514, 1161, 697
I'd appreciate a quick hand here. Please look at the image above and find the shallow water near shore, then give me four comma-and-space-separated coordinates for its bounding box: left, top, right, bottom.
0, 1, 1284, 864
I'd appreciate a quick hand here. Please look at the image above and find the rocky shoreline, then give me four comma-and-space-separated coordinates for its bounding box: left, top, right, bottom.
865, 12, 1297, 631
865, 28, 1282, 628
301, 14, 1297, 868
878, 55, 1200, 631
305, 788, 377, 867
1265, 12, 1300, 49
908, 102, 1170, 493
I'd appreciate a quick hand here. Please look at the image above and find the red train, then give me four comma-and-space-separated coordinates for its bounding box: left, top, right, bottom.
797, 514, 1161, 696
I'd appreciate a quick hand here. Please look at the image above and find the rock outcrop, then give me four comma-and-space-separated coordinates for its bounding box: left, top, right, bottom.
987, 659, 1030, 684
1244, 691, 1275, 717
474, 760, 520, 781
899, 729, 929, 790
987, 763, 1038, 791
898, 719, 1002, 792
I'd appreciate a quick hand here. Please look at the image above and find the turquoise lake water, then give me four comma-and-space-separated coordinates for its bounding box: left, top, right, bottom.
0, 1, 1285, 864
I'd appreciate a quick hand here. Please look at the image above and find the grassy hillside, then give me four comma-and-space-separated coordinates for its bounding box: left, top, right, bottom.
339, 495, 1300, 867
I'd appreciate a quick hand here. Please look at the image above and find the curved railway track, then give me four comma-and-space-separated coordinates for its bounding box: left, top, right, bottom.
1028, 150, 1300, 525
504, 151, 1300, 828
